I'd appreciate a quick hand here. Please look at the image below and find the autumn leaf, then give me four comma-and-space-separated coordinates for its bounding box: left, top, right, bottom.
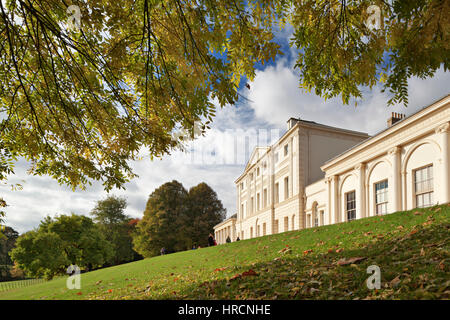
337, 257, 366, 266
390, 276, 401, 287
242, 269, 258, 277
214, 267, 227, 272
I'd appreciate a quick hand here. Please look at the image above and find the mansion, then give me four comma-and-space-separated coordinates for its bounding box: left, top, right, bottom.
214, 95, 450, 244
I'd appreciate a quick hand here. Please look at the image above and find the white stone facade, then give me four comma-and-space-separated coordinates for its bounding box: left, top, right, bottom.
214, 95, 450, 242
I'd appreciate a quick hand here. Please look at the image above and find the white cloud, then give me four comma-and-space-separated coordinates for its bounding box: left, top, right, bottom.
246, 61, 450, 135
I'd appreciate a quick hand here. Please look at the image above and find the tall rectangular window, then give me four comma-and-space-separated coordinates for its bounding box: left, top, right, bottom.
263, 189, 268, 208
375, 180, 388, 215
346, 191, 356, 221
275, 183, 279, 204
414, 165, 434, 208
284, 144, 289, 156
262, 223, 266, 236
241, 204, 244, 219
284, 176, 289, 200
257, 193, 260, 211
250, 197, 254, 214
284, 216, 289, 231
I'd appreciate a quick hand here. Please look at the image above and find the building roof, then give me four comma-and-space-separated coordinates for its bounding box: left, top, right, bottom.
321, 93, 450, 170
213, 213, 237, 229
234, 118, 368, 183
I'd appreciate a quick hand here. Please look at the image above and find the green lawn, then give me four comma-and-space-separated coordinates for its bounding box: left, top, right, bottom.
1, 204, 449, 300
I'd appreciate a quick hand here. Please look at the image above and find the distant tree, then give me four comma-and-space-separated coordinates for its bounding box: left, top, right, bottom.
10, 214, 113, 279
133, 180, 191, 257
90, 195, 139, 265
0, 226, 19, 280
133, 181, 226, 257
0, 226, 18, 264
90, 195, 128, 225
187, 183, 226, 247
0, 197, 6, 229
127, 218, 144, 261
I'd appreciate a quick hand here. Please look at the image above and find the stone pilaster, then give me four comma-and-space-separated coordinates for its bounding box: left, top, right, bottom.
355, 163, 366, 219
388, 146, 402, 212
436, 122, 450, 203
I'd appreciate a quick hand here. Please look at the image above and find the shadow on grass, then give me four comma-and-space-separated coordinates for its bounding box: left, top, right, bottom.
155, 221, 449, 300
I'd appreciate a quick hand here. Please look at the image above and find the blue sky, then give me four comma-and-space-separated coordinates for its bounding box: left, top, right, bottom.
2, 24, 450, 234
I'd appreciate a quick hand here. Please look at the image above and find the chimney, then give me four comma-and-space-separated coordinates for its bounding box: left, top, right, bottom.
287, 118, 298, 130
387, 112, 405, 127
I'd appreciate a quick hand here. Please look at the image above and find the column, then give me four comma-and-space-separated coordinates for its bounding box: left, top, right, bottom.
237, 184, 240, 221
355, 163, 366, 219
436, 122, 450, 203
270, 151, 275, 234
326, 177, 331, 225
290, 137, 293, 199
329, 175, 339, 223
365, 181, 370, 217
401, 170, 407, 210
388, 146, 402, 212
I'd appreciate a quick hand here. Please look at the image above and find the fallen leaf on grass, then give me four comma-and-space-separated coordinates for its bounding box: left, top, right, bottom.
390, 276, 401, 287
279, 246, 292, 255
337, 257, 366, 266
242, 269, 258, 277
214, 267, 227, 272
413, 211, 422, 216
230, 269, 259, 281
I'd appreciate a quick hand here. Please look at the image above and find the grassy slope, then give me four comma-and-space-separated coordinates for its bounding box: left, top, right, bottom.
1, 204, 449, 300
